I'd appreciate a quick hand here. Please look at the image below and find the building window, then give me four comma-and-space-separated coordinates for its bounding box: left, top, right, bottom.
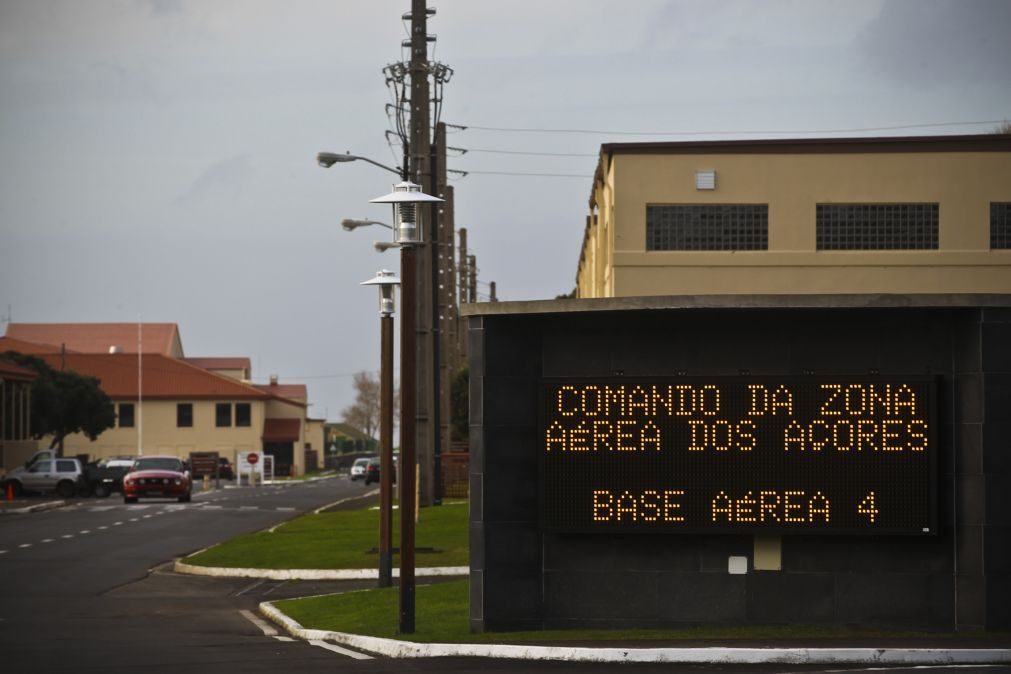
118, 403, 135, 428
235, 403, 251, 427
992, 203, 1011, 249
216, 403, 232, 428
646, 204, 768, 251
177, 403, 193, 428
816, 203, 938, 250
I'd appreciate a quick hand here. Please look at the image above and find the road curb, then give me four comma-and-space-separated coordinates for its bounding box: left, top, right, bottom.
0, 500, 66, 515
255, 601, 1011, 664
173, 559, 468, 580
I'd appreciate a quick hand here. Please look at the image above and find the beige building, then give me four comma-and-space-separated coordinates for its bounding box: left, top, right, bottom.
0, 324, 314, 476
577, 134, 1011, 298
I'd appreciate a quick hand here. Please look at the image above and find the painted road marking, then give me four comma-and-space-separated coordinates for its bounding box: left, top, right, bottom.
42, 539, 54, 543
18, 543, 31, 548
61, 534, 73, 539
79, 530, 90, 534
239, 609, 277, 636
308, 640, 373, 660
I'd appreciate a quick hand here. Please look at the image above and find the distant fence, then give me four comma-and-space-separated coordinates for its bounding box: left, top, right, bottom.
441, 451, 469, 498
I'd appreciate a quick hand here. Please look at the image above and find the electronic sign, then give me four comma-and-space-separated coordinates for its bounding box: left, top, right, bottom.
540, 378, 937, 535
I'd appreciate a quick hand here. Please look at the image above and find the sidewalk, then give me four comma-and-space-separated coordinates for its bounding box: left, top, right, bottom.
257, 598, 1011, 665
172, 559, 1011, 664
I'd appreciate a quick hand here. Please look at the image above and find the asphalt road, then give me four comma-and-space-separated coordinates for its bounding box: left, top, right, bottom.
0, 476, 381, 672
1, 478, 1007, 674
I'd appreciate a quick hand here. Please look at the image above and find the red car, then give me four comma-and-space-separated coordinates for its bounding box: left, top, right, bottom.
123, 456, 192, 503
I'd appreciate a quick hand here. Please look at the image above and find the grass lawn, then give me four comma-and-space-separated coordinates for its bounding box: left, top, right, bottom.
185, 499, 468, 570
276, 579, 975, 645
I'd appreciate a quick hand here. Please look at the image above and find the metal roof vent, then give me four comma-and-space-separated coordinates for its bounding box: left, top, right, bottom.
108, 345, 124, 354
695, 170, 717, 190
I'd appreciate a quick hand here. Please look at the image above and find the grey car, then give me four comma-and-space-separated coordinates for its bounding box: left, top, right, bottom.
4, 457, 83, 498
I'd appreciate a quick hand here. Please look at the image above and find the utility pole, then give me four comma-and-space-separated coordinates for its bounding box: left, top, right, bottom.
468, 253, 478, 302
402, 0, 432, 635
458, 228, 469, 302
408, 0, 438, 511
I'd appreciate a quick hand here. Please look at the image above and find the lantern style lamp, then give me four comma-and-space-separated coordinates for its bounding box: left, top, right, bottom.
369, 181, 443, 247
360, 269, 401, 317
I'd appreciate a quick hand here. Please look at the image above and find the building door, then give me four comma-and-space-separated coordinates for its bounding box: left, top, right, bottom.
264, 442, 293, 477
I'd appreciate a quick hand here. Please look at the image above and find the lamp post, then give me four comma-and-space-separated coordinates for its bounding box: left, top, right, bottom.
360, 269, 400, 588
370, 181, 443, 635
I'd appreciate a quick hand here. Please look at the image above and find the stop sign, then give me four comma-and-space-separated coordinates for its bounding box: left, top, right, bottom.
247, 452, 260, 465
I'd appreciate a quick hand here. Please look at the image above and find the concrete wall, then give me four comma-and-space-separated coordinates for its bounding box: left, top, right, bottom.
468, 298, 1011, 632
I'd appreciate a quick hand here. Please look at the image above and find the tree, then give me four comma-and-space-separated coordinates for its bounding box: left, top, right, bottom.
341, 371, 381, 440
2, 351, 116, 454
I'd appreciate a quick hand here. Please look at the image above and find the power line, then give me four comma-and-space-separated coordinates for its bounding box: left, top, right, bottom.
447, 119, 1007, 137
463, 169, 590, 178
448, 146, 597, 158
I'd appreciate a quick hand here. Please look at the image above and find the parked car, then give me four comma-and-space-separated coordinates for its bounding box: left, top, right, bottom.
217, 456, 235, 480
81, 456, 136, 497
349, 457, 374, 481
123, 456, 192, 503
3, 456, 83, 498
363, 457, 397, 486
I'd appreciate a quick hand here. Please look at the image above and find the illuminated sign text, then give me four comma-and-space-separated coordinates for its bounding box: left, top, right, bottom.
540, 378, 936, 534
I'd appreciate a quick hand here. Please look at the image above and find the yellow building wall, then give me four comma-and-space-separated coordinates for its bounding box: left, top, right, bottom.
579, 150, 1011, 297
58, 399, 267, 466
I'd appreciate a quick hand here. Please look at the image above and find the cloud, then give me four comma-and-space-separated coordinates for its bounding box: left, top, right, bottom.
139, 0, 183, 15
858, 0, 1011, 88
174, 154, 254, 205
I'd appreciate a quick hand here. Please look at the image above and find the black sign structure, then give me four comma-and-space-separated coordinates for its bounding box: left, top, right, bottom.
541, 378, 937, 535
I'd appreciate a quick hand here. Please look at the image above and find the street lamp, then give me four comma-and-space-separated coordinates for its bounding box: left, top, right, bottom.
317, 151, 404, 178
342, 218, 392, 232
370, 180, 443, 635
370, 181, 443, 247
360, 269, 400, 588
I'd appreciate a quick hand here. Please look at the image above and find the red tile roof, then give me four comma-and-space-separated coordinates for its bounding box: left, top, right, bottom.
184, 357, 251, 371
263, 418, 301, 442
0, 358, 38, 381
5, 323, 182, 356
0, 336, 74, 355
255, 383, 307, 402
34, 353, 270, 400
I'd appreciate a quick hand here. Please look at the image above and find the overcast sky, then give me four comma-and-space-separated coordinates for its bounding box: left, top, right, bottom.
1, 0, 1009, 422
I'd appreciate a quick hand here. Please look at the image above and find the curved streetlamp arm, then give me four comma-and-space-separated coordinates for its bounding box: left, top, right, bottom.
341, 218, 393, 231
317, 151, 405, 178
